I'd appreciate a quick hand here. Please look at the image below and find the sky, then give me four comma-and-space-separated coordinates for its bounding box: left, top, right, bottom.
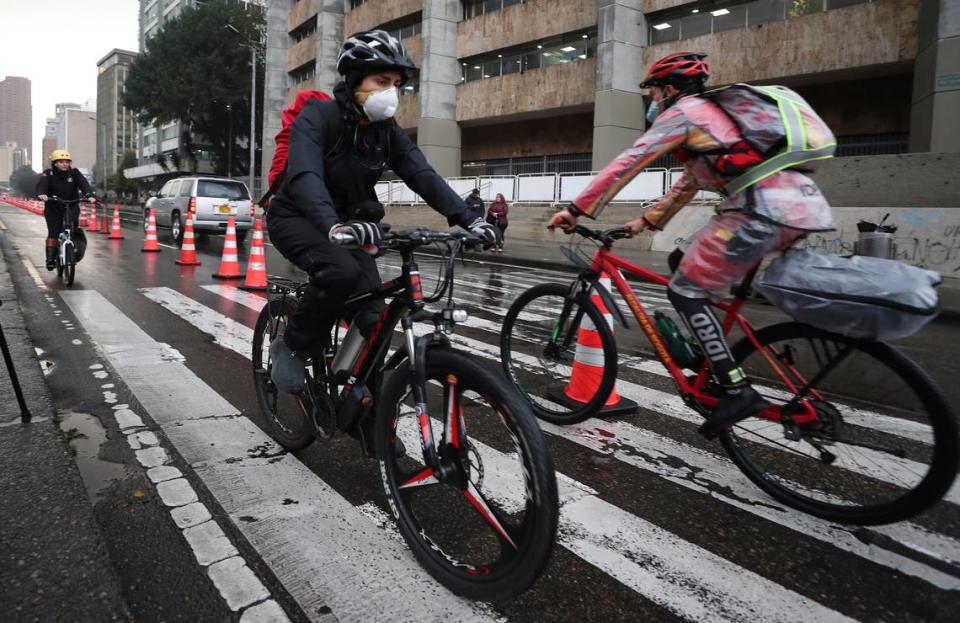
0, 0, 140, 166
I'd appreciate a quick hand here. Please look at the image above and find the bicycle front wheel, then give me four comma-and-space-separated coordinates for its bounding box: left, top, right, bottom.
63, 245, 75, 286
252, 297, 315, 450
723, 322, 959, 525
500, 282, 618, 424
376, 348, 559, 601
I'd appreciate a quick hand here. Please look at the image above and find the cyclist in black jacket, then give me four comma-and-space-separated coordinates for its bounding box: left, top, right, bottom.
267, 30, 499, 394
36, 149, 95, 270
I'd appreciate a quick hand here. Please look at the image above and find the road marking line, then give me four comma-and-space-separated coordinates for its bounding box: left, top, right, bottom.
66, 289, 494, 622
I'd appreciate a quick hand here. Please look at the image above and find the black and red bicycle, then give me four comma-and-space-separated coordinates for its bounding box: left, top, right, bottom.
251, 227, 558, 601
500, 225, 959, 525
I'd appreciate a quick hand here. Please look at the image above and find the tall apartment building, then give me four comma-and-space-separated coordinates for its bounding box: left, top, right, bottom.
263, 0, 959, 182
54, 103, 98, 171
96, 49, 139, 182
41, 117, 59, 164
129, 0, 265, 183
0, 76, 32, 165
0, 142, 29, 182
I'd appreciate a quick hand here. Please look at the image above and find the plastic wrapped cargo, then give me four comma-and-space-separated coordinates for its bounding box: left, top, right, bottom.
756, 249, 941, 341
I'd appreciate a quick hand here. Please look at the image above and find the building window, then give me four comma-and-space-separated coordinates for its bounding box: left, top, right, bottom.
291, 16, 317, 43
463, 0, 524, 20
649, 0, 872, 44
400, 71, 420, 97
462, 153, 592, 176
349, 0, 368, 9
289, 61, 316, 85
162, 126, 178, 141
460, 30, 596, 83
385, 17, 422, 43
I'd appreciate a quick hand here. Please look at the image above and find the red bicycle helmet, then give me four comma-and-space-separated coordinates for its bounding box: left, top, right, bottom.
640, 52, 710, 88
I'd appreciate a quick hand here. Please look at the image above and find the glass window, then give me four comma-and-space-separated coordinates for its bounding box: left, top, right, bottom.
825, 0, 868, 8
501, 54, 522, 76
178, 179, 193, 197
679, 13, 711, 38
483, 0, 501, 13
650, 22, 680, 44
712, 5, 747, 32
788, 0, 824, 18
747, 0, 787, 26
522, 51, 541, 72
198, 180, 249, 200
482, 59, 501, 79
502, 0, 522, 7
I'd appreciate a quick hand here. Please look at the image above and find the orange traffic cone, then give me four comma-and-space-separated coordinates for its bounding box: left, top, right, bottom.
240, 217, 267, 290
99, 204, 110, 234
87, 203, 99, 232
175, 212, 201, 266
79, 203, 88, 228
546, 273, 637, 416
141, 208, 161, 253
212, 215, 244, 279
108, 204, 124, 239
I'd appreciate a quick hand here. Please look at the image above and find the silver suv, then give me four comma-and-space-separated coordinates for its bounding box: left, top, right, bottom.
144, 177, 254, 243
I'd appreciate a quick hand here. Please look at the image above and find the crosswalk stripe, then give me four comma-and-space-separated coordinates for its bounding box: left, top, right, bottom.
61, 289, 496, 622
147, 286, 853, 621
202, 283, 960, 587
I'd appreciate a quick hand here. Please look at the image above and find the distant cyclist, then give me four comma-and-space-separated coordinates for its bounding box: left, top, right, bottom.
36, 150, 94, 270
550, 52, 835, 438
266, 30, 498, 395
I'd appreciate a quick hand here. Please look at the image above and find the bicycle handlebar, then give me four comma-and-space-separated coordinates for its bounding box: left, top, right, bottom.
571, 224, 634, 244
47, 195, 94, 205
331, 226, 484, 250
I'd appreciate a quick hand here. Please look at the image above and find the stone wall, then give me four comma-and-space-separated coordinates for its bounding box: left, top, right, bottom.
642, 0, 919, 85
456, 59, 596, 122
287, 33, 317, 72
457, 0, 598, 58
344, 0, 421, 35
461, 112, 594, 160
396, 94, 420, 130
288, 0, 320, 31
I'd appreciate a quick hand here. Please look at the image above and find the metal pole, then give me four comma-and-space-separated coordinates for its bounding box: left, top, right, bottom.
249, 45, 256, 198
0, 301, 31, 421
227, 104, 233, 175
101, 123, 107, 196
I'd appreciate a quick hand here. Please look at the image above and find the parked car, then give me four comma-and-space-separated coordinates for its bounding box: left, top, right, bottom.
144, 177, 254, 244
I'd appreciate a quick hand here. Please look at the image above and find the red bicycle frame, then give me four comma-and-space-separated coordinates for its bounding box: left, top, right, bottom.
588, 246, 821, 425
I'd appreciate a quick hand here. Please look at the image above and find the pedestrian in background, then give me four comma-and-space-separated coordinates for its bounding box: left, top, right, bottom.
466, 188, 484, 222
486, 192, 509, 252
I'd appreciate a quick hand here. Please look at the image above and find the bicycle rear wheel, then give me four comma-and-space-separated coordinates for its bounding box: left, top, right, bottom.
723, 322, 959, 525
376, 348, 558, 601
500, 282, 617, 424
252, 297, 315, 450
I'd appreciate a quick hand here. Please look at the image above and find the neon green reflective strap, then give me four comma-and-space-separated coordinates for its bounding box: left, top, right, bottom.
724, 145, 836, 196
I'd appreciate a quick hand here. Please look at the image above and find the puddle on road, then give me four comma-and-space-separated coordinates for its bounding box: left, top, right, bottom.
57, 410, 128, 500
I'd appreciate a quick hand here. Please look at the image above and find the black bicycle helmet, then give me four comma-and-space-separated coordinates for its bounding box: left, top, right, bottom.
337, 30, 417, 85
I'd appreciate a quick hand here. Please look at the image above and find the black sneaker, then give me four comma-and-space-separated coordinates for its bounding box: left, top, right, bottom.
45, 247, 57, 270
698, 385, 771, 440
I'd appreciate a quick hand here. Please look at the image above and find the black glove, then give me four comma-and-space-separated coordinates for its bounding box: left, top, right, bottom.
330, 220, 382, 248
466, 217, 501, 247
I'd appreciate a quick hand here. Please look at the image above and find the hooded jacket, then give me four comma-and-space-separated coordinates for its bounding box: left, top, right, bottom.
36, 167, 92, 206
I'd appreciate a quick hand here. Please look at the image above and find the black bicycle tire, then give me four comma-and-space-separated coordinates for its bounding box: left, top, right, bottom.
64, 245, 74, 286
252, 297, 314, 450
723, 321, 959, 525
375, 348, 559, 601
500, 282, 618, 424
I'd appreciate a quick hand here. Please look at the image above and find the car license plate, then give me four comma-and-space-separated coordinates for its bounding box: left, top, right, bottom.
218, 204, 233, 214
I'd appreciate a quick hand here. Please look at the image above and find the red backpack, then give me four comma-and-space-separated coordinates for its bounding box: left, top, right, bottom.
261, 89, 333, 206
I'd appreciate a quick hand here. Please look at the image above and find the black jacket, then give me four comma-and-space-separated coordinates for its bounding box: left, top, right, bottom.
465, 194, 484, 222
269, 82, 469, 234
37, 167, 93, 206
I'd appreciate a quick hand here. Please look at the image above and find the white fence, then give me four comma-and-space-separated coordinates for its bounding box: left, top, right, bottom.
377, 169, 713, 205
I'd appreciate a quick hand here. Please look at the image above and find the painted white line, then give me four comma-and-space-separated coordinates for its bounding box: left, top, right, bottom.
19, 252, 49, 291
63, 289, 495, 622
141, 287, 253, 357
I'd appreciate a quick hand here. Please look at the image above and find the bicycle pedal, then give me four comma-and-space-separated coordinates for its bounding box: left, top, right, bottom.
782, 421, 802, 441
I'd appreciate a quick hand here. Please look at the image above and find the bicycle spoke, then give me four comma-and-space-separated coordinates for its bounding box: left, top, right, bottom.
462, 480, 518, 551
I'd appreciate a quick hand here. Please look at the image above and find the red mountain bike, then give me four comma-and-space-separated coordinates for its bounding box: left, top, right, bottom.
500, 225, 959, 525
252, 228, 558, 600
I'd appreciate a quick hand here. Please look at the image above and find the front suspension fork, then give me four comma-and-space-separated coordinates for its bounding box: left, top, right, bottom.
403, 318, 442, 472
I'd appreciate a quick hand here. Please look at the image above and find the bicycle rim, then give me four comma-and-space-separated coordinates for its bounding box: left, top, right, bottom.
252, 299, 314, 450
377, 349, 558, 600
500, 282, 617, 424
724, 322, 959, 524
63, 246, 74, 286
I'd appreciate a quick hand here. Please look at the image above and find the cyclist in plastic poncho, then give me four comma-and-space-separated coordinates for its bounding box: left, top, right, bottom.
550, 52, 835, 439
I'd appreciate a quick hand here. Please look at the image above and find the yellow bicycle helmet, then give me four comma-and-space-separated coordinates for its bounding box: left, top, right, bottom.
50, 149, 72, 162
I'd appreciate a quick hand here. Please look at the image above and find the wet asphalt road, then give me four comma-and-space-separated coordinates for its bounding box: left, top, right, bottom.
2, 201, 959, 622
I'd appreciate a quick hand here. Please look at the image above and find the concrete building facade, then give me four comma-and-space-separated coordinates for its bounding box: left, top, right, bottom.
262, 0, 958, 182
96, 49, 139, 183
54, 105, 98, 171
0, 76, 32, 165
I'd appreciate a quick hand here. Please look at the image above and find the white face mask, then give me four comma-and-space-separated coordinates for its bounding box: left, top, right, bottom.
361, 86, 398, 122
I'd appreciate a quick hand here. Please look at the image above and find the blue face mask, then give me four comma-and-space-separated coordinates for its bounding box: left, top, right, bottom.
646, 100, 660, 124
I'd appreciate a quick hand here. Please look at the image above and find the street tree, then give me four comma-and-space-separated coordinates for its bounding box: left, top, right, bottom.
107, 151, 141, 201
9, 165, 38, 197
123, 0, 264, 177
